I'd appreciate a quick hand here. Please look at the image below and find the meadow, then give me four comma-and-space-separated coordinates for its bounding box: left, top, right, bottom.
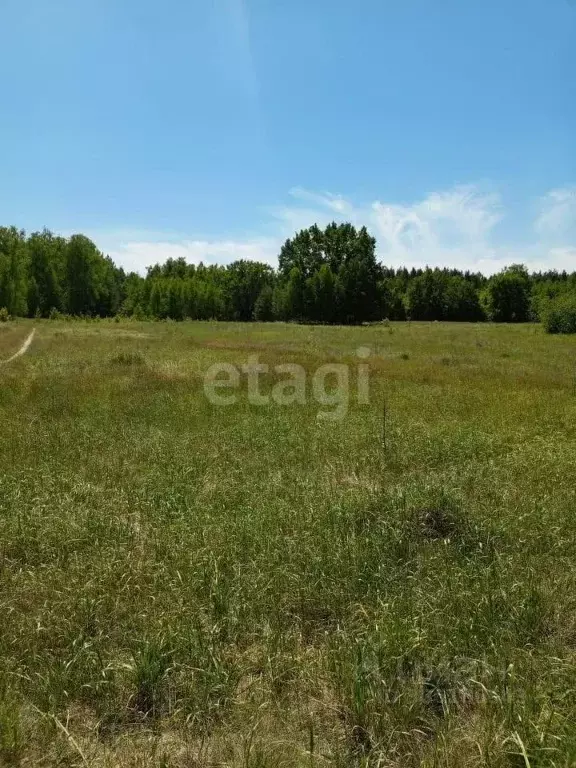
0, 318, 575, 767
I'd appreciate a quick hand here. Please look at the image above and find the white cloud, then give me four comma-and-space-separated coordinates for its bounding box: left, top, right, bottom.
288, 187, 356, 216
534, 187, 576, 239
371, 186, 503, 263
271, 184, 510, 273
101, 236, 279, 275
544, 246, 576, 271
89, 183, 575, 276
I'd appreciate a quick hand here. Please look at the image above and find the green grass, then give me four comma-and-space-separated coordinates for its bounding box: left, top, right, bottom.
1, 318, 576, 767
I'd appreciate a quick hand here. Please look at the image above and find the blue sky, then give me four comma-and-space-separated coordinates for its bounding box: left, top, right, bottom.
1, 0, 574, 274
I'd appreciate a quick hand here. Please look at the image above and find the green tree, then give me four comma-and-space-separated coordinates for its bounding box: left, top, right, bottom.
541, 293, 576, 334
378, 276, 406, 320
166, 279, 185, 319
313, 264, 337, 323
149, 280, 166, 318
226, 261, 274, 321
481, 265, 531, 322
278, 224, 325, 279
0, 227, 28, 316
279, 223, 379, 323
405, 269, 449, 320
337, 231, 380, 323
285, 267, 306, 320
121, 272, 146, 317
65, 235, 101, 315
27, 230, 63, 316
253, 284, 274, 321
272, 283, 289, 320
445, 276, 484, 321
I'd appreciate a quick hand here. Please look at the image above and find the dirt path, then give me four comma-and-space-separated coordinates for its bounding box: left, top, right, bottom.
0, 328, 36, 365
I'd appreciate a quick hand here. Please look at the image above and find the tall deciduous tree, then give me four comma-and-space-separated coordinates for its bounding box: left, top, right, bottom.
0, 227, 28, 316
65, 235, 101, 315
481, 265, 531, 322
27, 230, 63, 316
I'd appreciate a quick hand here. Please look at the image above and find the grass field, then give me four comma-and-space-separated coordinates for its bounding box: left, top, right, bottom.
1, 319, 575, 767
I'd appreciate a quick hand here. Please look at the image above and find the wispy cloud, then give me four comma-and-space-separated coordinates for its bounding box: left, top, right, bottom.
215, 0, 259, 99
97, 235, 278, 275
289, 187, 356, 216
91, 183, 576, 275
534, 186, 576, 239
371, 186, 503, 267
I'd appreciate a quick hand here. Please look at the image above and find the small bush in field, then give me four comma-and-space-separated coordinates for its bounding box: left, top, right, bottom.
0, 692, 24, 763
415, 498, 462, 540
110, 351, 146, 366
130, 640, 172, 717
542, 294, 576, 334
0, 307, 9, 322
48, 307, 61, 320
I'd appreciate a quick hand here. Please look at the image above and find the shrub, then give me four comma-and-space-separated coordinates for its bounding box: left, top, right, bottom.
130, 640, 173, 716
48, 307, 61, 320
414, 498, 462, 541
109, 351, 146, 366
0, 689, 24, 763
0, 307, 9, 322
541, 294, 576, 334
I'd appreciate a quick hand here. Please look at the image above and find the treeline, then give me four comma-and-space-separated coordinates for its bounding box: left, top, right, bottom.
0, 227, 124, 318
1, 223, 576, 328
